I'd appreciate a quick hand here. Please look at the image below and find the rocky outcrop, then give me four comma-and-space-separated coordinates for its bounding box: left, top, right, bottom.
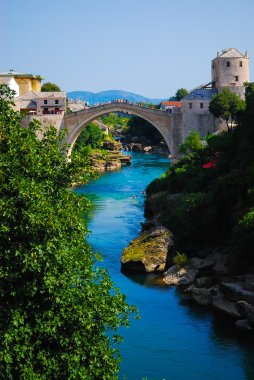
212, 291, 241, 318
90, 151, 131, 172
121, 226, 174, 273
235, 319, 253, 331
101, 139, 122, 151
237, 301, 254, 326
163, 265, 198, 288
162, 251, 254, 328
123, 141, 169, 155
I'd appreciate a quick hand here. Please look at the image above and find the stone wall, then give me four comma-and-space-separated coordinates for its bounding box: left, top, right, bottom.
21, 114, 64, 134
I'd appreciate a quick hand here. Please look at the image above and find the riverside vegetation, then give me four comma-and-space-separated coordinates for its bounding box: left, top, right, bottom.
122, 84, 254, 331
73, 122, 132, 173
0, 84, 138, 379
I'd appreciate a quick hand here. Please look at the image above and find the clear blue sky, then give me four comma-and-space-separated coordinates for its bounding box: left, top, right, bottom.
1, 0, 254, 98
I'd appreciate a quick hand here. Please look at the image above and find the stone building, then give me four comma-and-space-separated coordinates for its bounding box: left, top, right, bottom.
0, 70, 43, 95
180, 48, 250, 139
211, 48, 249, 99
0, 70, 66, 115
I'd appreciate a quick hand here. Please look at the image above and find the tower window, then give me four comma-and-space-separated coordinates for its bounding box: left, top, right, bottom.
239, 61, 243, 67
235, 76, 239, 81
226, 61, 230, 67
55, 100, 59, 104
44, 100, 48, 104
189, 103, 192, 109
200, 103, 204, 109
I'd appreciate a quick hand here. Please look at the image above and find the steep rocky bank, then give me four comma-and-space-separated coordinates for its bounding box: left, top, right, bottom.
89, 139, 132, 172
122, 135, 169, 155
120, 191, 254, 332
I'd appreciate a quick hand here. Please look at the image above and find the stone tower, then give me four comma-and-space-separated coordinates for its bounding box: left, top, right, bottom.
211, 48, 250, 98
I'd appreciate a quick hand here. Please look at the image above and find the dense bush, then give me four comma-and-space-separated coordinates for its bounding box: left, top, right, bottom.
74, 123, 104, 151
146, 85, 254, 269
123, 116, 163, 144
0, 85, 136, 379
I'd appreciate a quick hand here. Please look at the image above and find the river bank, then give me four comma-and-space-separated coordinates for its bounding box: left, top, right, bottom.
76, 152, 254, 380
88, 139, 132, 172
121, 217, 254, 332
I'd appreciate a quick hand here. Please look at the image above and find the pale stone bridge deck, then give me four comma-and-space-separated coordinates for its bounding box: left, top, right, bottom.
63, 103, 184, 158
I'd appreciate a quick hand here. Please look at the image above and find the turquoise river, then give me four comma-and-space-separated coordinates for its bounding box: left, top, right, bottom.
76, 152, 254, 380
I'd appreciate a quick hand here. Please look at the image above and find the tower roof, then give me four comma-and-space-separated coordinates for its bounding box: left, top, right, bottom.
218, 48, 246, 58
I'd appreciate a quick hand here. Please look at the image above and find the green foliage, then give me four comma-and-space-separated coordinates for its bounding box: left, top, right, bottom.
41, 82, 61, 92
100, 113, 129, 129
124, 116, 162, 144
146, 83, 254, 268
74, 123, 104, 151
232, 209, 254, 268
179, 131, 204, 155
175, 88, 188, 101
209, 88, 245, 131
0, 84, 136, 379
173, 252, 188, 268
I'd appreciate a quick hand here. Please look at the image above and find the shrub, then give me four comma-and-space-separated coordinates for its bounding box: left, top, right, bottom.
173, 252, 188, 268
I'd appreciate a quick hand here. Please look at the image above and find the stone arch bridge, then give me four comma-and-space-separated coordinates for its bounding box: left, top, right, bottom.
62, 103, 184, 159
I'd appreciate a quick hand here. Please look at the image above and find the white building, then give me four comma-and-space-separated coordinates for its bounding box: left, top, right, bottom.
0, 76, 20, 97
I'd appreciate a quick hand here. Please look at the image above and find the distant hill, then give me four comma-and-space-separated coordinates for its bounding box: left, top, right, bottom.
67, 90, 167, 105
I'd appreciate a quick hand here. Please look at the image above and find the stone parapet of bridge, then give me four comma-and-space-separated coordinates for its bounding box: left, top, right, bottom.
62, 103, 184, 160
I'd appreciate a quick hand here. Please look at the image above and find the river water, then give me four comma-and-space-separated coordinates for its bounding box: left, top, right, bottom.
76, 152, 254, 380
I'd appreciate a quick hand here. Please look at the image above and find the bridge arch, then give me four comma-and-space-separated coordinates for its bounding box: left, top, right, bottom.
62, 103, 181, 158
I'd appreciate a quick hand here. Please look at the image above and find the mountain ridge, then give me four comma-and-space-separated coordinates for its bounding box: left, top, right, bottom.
67, 90, 167, 105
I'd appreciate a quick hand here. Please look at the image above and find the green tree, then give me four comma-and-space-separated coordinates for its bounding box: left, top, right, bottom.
124, 116, 162, 144
74, 123, 104, 151
0, 84, 136, 379
175, 88, 188, 101
179, 131, 204, 155
41, 81, 61, 92
209, 88, 245, 132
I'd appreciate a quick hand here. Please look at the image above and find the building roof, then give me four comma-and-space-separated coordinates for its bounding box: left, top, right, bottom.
0, 70, 44, 80
16, 91, 38, 100
161, 101, 182, 107
218, 48, 247, 58
19, 100, 37, 109
183, 88, 217, 101
17, 91, 66, 100
38, 92, 66, 98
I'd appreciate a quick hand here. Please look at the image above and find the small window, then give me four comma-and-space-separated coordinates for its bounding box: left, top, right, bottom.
226, 61, 230, 67
200, 103, 204, 109
55, 100, 59, 104
212, 62, 215, 69
239, 61, 243, 67
189, 103, 192, 109
44, 100, 48, 104
235, 76, 239, 81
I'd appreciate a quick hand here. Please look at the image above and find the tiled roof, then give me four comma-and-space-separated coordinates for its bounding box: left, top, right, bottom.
17, 91, 38, 100
17, 91, 66, 100
183, 88, 217, 101
38, 92, 66, 98
162, 101, 182, 107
